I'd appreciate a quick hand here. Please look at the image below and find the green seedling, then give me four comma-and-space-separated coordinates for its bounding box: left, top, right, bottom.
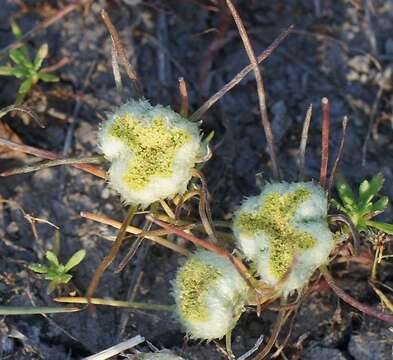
0, 20, 59, 104
28, 250, 86, 294
332, 173, 393, 234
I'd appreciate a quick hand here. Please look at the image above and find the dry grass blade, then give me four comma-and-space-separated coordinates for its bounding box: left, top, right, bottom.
328, 116, 349, 194
179, 77, 189, 118
80, 211, 190, 256
298, 104, 312, 181
55, 297, 174, 312
320, 97, 330, 188
100, 10, 143, 97
190, 26, 293, 122
0, 105, 44, 127
253, 309, 286, 359
320, 265, 393, 324
0, 155, 105, 177
0, 306, 80, 315
225, 0, 279, 179
82, 335, 145, 360
86, 205, 138, 302
0, 137, 106, 179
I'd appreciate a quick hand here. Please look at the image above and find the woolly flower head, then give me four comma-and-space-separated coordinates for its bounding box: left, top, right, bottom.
233, 182, 334, 295
173, 250, 249, 340
98, 99, 201, 207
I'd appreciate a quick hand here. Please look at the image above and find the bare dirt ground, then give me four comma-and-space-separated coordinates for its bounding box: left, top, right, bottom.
0, 0, 393, 359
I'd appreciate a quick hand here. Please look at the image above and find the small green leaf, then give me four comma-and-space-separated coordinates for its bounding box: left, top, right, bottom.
359, 173, 384, 209
64, 250, 86, 272
330, 198, 348, 214
9, 48, 30, 67
34, 43, 48, 70
370, 196, 389, 214
28, 264, 48, 274
335, 175, 356, 209
38, 72, 59, 82
0, 66, 14, 76
10, 19, 23, 39
10, 66, 29, 78
18, 77, 33, 95
60, 274, 72, 284
45, 250, 59, 267
366, 220, 393, 235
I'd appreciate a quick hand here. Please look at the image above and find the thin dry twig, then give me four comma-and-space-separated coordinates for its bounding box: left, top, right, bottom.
328, 116, 349, 194
179, 77, 189, 118
225, 0, 279, 179
86, 205, 138, 302
320, 97, 330, 188
190, 26, 293, 122
298, 104, 312, 181
100, 9, 143, 97
82, 335, 145, 360
0, 138, 106, 179
0, 155, 105, 177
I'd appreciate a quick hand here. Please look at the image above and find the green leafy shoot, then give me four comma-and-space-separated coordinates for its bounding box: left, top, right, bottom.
0, 20, 59, 104
28, 250, 86, 294
332, 173, 393, 234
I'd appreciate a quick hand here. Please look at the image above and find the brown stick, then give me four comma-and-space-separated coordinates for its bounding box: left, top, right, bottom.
328, 116, 349, 194
190, 26, 293, 122
86, 206, 138, 302
320, 97, 330, 188
178, 77, 189, 118
298, 104, 312, 181
100, 10, 143, 97
0, 138, 106, 179
320, 266, 393, 324
225, 0, 279, 179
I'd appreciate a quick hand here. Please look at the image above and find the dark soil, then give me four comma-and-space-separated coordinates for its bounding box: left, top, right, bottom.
1, 0, 393, 359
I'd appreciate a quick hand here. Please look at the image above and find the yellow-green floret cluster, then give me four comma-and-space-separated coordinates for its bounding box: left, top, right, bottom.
233, 182, 334, 295
173, 251, 249, 340
99, 100, 201, 207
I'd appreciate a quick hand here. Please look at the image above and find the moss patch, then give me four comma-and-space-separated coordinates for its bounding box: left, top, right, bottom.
108, 115, 191, 190
236, 188, 317, 278
177, 259, 221, 322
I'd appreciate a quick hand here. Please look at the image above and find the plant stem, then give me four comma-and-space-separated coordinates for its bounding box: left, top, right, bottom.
54, 297, 174, 312
320, 265, 393, 324
86, 205, 138, 301
320, 97, 330, 188
0, 306, 80, 315
0, 155, 106, 176
0, 137, 106, 179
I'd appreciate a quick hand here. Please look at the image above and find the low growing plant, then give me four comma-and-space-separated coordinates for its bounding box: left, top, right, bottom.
28, 250, 86, 294
332, 173, 393, 234
0, 20, 59, 104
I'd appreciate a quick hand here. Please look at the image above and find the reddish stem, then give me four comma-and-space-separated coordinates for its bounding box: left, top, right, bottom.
321, 266, 393, 324
147, 215, 252, 283
320, 97, 330, 188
